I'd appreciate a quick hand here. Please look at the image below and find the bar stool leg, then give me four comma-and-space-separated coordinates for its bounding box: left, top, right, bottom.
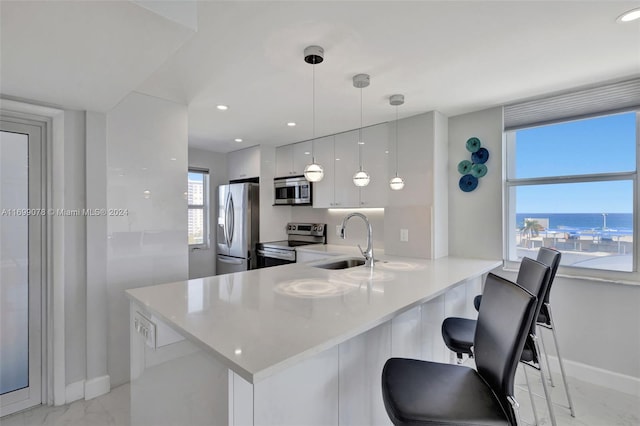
547, 305, 575, 417
534, 336, 557, 426
523, 365, 540, 426
539, 328, 555, 387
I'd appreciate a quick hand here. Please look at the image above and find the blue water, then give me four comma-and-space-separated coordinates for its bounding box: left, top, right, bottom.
516, 213, 633, 235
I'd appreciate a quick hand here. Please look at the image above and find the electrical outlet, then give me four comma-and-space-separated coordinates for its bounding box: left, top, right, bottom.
400, 229, 409, 242
336, 225, 342, 237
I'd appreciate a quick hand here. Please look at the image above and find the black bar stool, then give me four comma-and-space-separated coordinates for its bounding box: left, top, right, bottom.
441, 257, 555, 425
382, 273, 537, 426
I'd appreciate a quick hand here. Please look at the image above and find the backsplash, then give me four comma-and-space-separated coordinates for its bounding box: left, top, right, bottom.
290, 207, 385, 249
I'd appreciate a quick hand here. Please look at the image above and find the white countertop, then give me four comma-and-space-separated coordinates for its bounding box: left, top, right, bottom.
126, 253, 500, 383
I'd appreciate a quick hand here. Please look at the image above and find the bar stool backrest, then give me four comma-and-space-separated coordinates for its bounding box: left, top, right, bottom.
474, 273, 537, 425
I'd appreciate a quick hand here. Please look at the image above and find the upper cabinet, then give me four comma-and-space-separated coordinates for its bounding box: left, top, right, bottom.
312, 131, 361, 208
309, 135, 335, 208
332, 130, 361, 207
228, 145, 260, 181
280, 123, 390, 208
358, 123, 389, 207
275, 140, 312, 177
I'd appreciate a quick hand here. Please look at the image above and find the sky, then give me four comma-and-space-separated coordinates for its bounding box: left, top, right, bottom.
514, 112, 636, 213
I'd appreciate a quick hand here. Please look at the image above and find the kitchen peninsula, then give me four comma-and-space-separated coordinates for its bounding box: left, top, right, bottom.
126, 254, 500, 425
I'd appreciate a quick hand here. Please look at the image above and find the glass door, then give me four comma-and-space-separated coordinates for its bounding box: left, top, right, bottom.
0, 119, 45, 416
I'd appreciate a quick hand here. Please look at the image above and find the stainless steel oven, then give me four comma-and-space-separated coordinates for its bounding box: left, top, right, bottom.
257, 223, 326, 268
273, 176, 312, 206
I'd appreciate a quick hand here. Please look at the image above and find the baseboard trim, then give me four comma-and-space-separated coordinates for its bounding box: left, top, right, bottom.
65, 380, 85, 404
547, 355, 640, 397
84, 375, 111, 400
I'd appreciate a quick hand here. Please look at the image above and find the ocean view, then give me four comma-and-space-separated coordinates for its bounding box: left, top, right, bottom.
516, 213, 633, 233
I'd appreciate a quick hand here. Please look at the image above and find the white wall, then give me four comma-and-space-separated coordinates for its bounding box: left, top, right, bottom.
63, 110, 87, 386
447, 106, 640, 386
85, 111, 108, 394
106, 92, 188, 387
448, 107, 504, 260
188, 147, 227, 279
385, 111, 448, 259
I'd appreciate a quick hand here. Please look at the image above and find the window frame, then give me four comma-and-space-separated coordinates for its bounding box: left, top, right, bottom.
503, 110, 639, 282
188, 168, 210, 249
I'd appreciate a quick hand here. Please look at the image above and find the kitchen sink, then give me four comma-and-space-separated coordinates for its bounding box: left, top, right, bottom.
312, 258, 366, 270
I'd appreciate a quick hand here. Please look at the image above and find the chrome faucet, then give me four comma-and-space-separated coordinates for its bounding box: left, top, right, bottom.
340, 213, 374, 267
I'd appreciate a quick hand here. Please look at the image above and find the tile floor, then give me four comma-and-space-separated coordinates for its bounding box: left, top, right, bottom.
1, 369, 638, 425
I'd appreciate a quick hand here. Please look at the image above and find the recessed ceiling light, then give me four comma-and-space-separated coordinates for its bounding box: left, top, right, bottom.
217, 105, 229, 110
287, 122, 296, 127
618, 7, 640, 22
234, 138, 243, 142
304, 151, 310, 155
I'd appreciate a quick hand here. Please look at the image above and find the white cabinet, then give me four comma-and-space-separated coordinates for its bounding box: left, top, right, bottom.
275, 141, 312, 177
310, 135, 335, 208
277, 124, 389, 208
358, 123, 389, 207
332, 130, 360, 207
228, 146, 260, 181
312, 131, 359, 208
312, 126, 389, 208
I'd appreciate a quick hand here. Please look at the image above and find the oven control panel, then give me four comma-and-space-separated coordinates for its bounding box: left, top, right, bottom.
287, 223, 325, 237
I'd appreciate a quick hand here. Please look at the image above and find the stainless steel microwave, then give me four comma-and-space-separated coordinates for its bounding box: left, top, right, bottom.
274, 176, 312, 205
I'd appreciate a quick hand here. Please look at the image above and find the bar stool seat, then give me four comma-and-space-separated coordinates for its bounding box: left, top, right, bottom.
441, 317, 475, 360
382, 358, 510, 425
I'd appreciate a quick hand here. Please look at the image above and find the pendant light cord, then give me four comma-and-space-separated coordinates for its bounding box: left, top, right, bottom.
359, 86, 363, 171
395, 104, 399, 177
311, 62, 316, 162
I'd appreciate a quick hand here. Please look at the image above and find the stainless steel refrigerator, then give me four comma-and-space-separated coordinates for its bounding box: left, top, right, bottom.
216, 182, 260, 275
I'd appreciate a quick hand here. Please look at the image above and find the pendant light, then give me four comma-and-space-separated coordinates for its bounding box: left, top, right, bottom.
352, 73, 370, 187
303, 46, 325, 182
389, 94, 405, 190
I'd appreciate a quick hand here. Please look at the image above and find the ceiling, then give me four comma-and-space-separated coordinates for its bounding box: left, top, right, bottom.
2, 1, 639, 153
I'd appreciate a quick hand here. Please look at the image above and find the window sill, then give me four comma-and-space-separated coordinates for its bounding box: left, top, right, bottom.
502, 260, 640, 286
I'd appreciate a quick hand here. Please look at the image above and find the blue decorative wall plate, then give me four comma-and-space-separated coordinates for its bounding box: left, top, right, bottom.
457, 160, 472, 174
459, 174, 478, 192
471, 147, 489, 164
466, 137, 481, 153
471, 163, 488, 178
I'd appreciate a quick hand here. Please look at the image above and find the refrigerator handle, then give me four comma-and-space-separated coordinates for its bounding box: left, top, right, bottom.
224, 191, 231, 247
228, 192, 235, 246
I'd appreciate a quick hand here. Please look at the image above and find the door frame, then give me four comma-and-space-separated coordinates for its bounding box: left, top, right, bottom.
0, 117, 46, 415
1, 99, 68, 411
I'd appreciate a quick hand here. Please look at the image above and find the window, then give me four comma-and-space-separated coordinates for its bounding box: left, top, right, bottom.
505, 111, 637, 273
188, 169, 209, 247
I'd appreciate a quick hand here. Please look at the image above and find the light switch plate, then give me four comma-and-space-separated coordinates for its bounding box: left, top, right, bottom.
400, 229, 409, 242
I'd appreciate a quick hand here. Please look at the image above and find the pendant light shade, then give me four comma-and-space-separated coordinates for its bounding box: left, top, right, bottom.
303, 45, 325, 182
353, 170, 371, 187
352, 74, 370, 187
390, 175, 405, 190
304, 162, 324, 182
389, 94, 405, 191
